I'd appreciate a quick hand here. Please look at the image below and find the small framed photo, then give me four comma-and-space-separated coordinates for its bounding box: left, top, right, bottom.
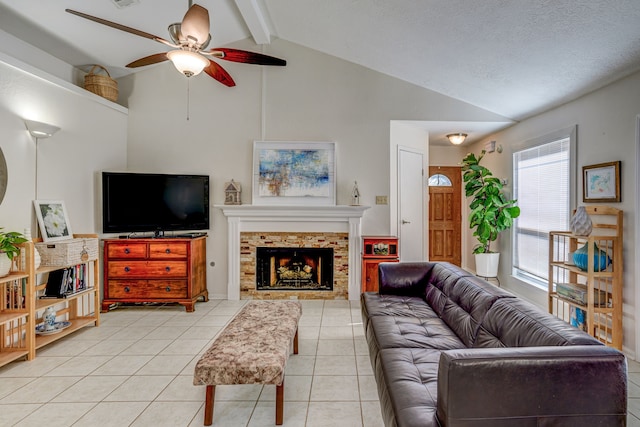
33, 200, 73, 242
583, 161, 621, 203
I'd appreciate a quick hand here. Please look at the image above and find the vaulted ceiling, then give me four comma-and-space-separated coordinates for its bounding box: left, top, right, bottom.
2, 0, 640, 124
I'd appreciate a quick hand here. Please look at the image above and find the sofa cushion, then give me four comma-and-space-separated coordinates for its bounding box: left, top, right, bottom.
368, 314, 466, 351
475, 298, 603, 348
376, 348, 442, 427
425, 272, 514, 347
378, 262, 436, 296
362, 292, 439, 319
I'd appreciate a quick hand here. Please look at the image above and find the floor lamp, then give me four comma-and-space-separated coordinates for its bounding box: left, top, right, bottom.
24, 120, 61, 238
24, 119, 61, 200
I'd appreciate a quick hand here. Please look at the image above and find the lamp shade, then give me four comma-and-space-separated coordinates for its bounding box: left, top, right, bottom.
446, 133, 467, 145
167, 50, 209, 77
24, 120, 60, 138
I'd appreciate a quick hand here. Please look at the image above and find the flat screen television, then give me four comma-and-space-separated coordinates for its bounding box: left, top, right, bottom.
102, 171, 210, 235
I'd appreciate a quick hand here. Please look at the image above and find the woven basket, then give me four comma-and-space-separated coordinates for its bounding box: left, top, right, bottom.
35, 238, 98, 267
84, 65, 118, 102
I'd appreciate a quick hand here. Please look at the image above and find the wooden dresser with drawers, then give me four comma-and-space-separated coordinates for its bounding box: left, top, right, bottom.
102, 236, 208, 312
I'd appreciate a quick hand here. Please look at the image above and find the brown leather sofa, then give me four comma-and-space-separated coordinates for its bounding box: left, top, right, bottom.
361, 262, 627, 427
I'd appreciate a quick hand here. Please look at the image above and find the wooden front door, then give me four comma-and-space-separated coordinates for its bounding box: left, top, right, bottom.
428, 166, 462, 266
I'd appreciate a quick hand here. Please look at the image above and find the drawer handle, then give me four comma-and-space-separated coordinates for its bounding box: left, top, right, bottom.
124, 266, 130, 272
165, 286, 171, 292
124, 286, 130, 293
165, 266, 171, 272
124, 248, 130, 254
165, 248, 171, 254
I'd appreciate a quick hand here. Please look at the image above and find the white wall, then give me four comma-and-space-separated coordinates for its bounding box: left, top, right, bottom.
389, 122, 429, 250
466, 70, 640, 358
0, 50, 128, 240
121, 38, 509, 299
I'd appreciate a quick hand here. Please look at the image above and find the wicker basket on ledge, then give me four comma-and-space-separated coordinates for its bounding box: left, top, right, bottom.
84, 65, 118, 102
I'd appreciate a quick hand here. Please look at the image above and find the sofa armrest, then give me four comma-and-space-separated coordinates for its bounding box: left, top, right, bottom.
378, 262, 434, 296
437, 346, 627, 426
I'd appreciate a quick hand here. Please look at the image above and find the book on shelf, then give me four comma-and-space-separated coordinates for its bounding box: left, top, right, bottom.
556, 282, 611, 307
42, 265, 88, 298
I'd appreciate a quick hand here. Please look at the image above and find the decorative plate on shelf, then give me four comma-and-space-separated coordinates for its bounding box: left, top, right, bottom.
35, 321, 71, 336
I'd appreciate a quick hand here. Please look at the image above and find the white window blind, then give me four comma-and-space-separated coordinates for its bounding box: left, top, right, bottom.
513, 137, 570, 284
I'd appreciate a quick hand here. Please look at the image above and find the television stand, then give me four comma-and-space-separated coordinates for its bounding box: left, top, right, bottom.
102, 236, 208, 312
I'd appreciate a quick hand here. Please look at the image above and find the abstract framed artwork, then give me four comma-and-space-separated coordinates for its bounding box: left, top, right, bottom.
252, 141, 336, 205
33, 200, 73, 241
583, 161, 621, 203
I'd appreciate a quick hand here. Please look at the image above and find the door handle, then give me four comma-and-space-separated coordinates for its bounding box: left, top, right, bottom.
402, 219, 411, 224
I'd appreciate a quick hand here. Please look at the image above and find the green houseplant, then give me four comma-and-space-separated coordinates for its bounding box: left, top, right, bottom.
0, 229, 27, 277
461, 150, 520, 276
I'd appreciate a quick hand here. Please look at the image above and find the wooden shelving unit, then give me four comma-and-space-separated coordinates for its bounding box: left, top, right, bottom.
0, 234, 101, 368
548, 206, 622, 349
0, 242, 34, 367
32, 234, 101, 353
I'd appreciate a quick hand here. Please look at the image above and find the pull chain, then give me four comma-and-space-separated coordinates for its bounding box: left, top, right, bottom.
186, 78, 190, 121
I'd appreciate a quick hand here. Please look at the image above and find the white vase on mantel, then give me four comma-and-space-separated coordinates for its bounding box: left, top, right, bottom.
23, 228, 41, 270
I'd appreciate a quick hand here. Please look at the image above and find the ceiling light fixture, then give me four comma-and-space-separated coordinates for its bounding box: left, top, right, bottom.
24, 120, 61, 139
167, 50, 209, 77
446, 133, 467, 145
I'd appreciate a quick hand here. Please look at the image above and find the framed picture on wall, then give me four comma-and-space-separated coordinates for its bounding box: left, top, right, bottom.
252, 141, 336, 205
33, 200, 73, 241
582, 161, 621, 203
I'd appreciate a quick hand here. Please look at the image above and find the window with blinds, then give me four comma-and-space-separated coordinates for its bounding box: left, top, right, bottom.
512, 137, 570, 286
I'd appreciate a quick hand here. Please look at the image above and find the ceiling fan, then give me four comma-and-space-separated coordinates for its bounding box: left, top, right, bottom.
65, 2, 286, 87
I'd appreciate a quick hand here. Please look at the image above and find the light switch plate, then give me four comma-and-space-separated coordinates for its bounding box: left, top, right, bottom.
376, 196, 388, 205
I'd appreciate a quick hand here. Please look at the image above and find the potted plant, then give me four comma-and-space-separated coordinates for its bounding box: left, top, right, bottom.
0, 229, 27, 277
461, 150, 520, 277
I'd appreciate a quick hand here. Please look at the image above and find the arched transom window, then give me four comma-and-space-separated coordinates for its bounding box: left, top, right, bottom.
428, 173, 452, 187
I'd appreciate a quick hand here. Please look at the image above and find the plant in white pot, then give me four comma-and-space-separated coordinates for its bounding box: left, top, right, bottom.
461, 150, 520, 278
0, 229, 27, 277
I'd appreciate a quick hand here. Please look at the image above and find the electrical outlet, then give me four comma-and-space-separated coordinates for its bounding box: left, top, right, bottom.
376, 196, 388, 205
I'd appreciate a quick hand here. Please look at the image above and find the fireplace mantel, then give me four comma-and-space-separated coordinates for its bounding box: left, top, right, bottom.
216, 205, 370, 300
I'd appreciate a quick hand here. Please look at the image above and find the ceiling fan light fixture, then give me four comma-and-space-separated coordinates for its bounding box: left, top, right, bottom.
168, 23, 183, 44
446, 133, 467, 145
167, 50, 208, 77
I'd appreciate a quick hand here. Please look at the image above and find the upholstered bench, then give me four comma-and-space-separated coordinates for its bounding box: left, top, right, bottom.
193, 300, 302, 426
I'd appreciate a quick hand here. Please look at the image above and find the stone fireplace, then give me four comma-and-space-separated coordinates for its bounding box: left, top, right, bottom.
256, 247, 334, 291
241, 232, 348, 299
217, 205, 369, 300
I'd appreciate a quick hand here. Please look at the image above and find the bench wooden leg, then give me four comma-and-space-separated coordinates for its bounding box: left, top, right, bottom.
204, 385, 215, 426
293, 329, 299, 355
276, 379, 284, 425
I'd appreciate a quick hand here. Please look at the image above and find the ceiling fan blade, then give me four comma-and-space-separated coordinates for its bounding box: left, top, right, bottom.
180, 4, 210, 47
126, 53, 169, 68
66, 9, 176, 47
209, 48, 286, 66
204, 60, 236, 87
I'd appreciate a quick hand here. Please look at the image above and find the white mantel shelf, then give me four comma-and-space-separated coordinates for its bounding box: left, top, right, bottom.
216, 204, 370, 300
217, 204, 370, 219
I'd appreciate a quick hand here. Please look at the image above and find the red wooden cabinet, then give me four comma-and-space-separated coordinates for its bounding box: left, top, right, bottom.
362, 236, 399, 293
103, 237, 208, 312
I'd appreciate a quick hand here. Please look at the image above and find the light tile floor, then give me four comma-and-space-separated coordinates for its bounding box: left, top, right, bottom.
1, 298, 638, 426
0, 299, 384, 427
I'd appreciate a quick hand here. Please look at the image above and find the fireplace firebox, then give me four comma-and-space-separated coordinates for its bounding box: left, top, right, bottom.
256, 247, 334, 291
